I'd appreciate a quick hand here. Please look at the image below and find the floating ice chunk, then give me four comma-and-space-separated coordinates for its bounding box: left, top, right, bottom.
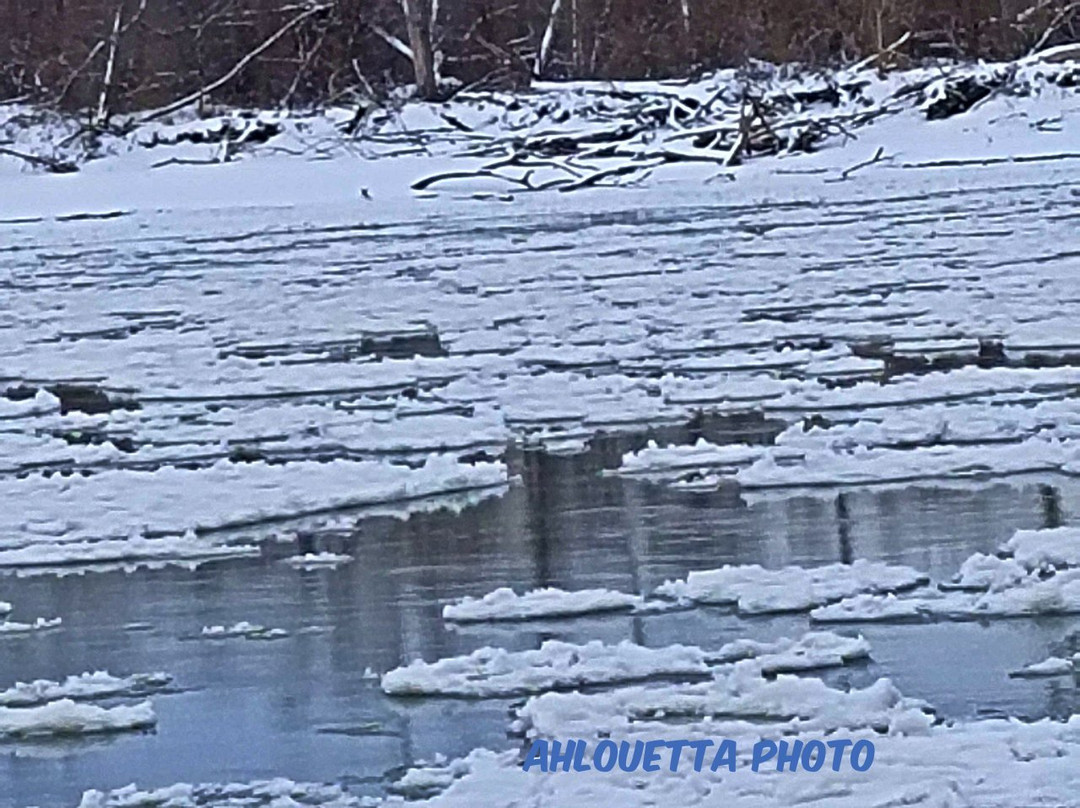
391, 757, 473, 799
949, 554, 1028, 591
200, 622, 288, 640
0, 698, 155, 738
0, 531, 259, 570
382, 632, 869, 699
442, 587, 643, 623
382, 640, 712, 698
815, 569, 1080, 622
0, 671, 171, 707
616, 439, 773, 476
77, 778, 370, 808
0, 456, 507, 552
811, 593, 927, 622
281, 552, 354, 570
517, 669, 929, 740
735, 441, 1069, 490
0, 601, 10, 615
0, 389, 59, 418
1009, 656, 1077, 678
722, 631, 871, 674
1003, 527, 1080, 571
656, 560, 927, 614
0, 616, 61, 634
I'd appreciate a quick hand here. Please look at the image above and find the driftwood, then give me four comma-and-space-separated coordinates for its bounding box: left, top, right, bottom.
0, 145, 79, 173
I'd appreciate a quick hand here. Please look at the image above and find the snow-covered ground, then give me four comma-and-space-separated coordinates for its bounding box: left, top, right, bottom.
2, 49, 1080, 808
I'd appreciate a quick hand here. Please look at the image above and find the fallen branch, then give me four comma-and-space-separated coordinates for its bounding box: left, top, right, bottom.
0, 145, 79, 173
827, 145, 889, 181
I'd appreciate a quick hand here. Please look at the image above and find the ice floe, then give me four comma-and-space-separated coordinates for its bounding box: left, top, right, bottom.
515, 667, 929, 740
442, 587, 643, 623
0, 698, 155, 738
1003, 527, 1080, 571
0, 531, 259, 571
1009, 656, 1078, 678
77, 779, 371, 808
0, 671, 172, 707
655, 560, 928, 614
382, 632, 869, 698
382, 640, 711, 698
813, 526, 1080, 622
281, 552, 354, 570
200, 622, 288, 641
4, 456, 507, 553
0, 616, 62, 634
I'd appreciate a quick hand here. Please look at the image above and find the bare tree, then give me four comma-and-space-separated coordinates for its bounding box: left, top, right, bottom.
402, 0, 438, 99
535, 0, 563, 76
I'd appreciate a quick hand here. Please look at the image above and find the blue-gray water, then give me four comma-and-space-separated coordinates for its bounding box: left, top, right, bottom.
0, 445, 1076, 808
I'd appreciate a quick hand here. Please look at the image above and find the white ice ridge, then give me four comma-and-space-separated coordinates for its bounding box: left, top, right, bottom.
655, 560, 928, 614
200, 622, 288, 640
0, 671, 172, 707
281, 552, 354, 570
0, 698, 155, 738
77, 779, 370, 808
442, 587, 643, 623
4, 455, 508, 550
381, 633, 869, 698
812, 526, 1080, 622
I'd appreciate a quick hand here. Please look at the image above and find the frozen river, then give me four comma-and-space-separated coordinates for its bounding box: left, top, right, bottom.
2, 137, 1080, 806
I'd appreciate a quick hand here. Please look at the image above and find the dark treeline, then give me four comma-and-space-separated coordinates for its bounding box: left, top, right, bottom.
1, 0, 1077, 116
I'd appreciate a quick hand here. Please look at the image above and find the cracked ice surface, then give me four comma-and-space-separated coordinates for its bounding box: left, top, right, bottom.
5, 76, 1080, 565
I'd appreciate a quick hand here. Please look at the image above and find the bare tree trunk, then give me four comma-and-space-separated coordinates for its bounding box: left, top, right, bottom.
92, 4, 123, 128
402, 0, 437, 99
535, 0, 563, 76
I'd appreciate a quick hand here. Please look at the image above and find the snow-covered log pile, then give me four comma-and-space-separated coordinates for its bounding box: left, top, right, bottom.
3, 47, 1079, 193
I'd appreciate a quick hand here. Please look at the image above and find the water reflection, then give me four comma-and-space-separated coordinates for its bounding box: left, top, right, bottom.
0, 455, 1075, 807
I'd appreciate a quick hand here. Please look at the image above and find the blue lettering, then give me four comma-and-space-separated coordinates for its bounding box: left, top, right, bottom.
618, 740, 644, 772
776, 740, 803, 772
851, 740, 875, 772
827, 738, 852, 771
688, 739, 714, 772
593, 740, 617, 772
642, 740, 665, 772
710, 739, 737, 772
522, 740, 548, 772
801, 740, 825, 772
549, 740, 574, 772
752, 740, 778, 771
